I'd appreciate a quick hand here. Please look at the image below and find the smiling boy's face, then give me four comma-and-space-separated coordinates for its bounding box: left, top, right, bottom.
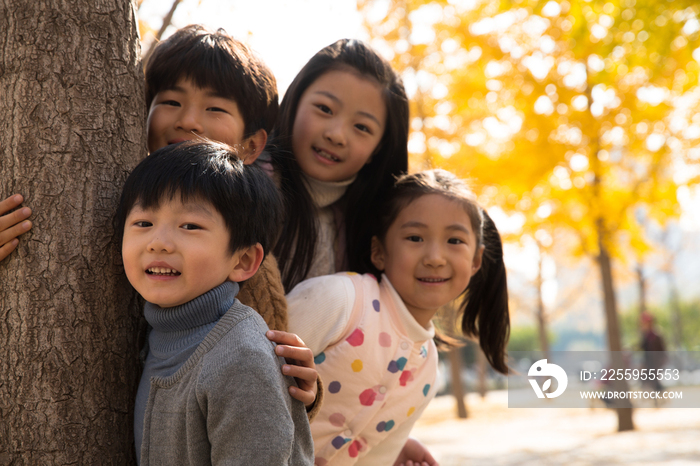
147, 78, 258, 159
122, 196, 243, 308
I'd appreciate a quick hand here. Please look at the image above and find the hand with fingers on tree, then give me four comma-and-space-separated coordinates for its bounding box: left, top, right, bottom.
0, 194, 33, 262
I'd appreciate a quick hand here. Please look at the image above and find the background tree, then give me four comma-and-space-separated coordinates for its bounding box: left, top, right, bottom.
360, 0, 700, 431
0, 0, 145, 462
138, 0, 184, 66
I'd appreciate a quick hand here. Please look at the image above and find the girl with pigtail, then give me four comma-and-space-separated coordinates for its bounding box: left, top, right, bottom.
285, 169, 510, 465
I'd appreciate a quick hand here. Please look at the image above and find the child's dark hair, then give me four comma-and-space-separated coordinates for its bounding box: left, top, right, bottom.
270, 38, 409, 291
145, 24, 278, 138
115, 141, 283, 256
373, 169, 510, 374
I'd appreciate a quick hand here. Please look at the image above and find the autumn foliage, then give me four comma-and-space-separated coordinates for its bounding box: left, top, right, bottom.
360, 0, 700, 431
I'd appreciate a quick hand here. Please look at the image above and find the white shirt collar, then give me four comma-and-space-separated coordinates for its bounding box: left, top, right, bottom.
381, 274, 435, 343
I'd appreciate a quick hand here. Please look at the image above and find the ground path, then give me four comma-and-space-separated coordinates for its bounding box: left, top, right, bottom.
411, 390, 700, 465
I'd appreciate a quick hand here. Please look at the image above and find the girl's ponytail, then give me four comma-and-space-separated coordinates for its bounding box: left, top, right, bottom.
460, 209, 510, 374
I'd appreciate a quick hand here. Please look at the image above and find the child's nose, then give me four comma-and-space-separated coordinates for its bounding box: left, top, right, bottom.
423, 243, 447, 267
176, 107, 204, 134
323, 121, 347, 147
147, 231, 175, 253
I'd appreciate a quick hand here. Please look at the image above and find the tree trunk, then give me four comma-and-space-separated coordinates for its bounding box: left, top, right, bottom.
536, 245, 550, 360
596, 226, 634, 432
0, 1, 145, 463
666, 267, 684, 351
636, 262, 647, 315
476, 345, 487, 399
448, 348, 468, 418
140, 0, 183, 67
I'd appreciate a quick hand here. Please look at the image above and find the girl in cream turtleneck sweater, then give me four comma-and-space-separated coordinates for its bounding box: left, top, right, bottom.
301, 174, 355, 280
268, 39, 409, 292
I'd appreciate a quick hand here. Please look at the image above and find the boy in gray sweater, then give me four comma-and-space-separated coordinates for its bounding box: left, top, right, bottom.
115, 141, 314, 465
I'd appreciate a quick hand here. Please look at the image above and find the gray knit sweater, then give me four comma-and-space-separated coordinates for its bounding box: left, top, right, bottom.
135, 282, 314, 465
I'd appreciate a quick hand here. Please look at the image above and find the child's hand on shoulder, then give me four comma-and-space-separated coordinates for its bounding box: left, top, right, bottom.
0, 194, 33, 261
266, 330, 318, 408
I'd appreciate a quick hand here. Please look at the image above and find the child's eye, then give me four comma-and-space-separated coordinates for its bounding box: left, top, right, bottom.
407, 235, 423, 242
181, 223, 202, 230
162, 100, 180, 107
207, 107, 228, 113
316, 104, 332, 114
355, 124, 371, 133
448, 238, 465, 245
134, 221, 152, 228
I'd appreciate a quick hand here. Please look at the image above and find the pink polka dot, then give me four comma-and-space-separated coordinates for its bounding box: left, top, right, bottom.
373, 384, 386, 402
346, 328, 364, 347
379, 332, 392, 347
399, 370, 413, 387
359, 388, 376, 406
329, 412, 345, 427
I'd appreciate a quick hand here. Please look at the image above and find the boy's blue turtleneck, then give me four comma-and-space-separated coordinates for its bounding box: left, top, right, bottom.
144, 281, 238, 358
134, 281, 239, 462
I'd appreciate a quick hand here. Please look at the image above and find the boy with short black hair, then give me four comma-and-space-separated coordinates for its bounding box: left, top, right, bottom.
144, 24, 277, 161
115, 141, 313, 465
143, 25, 321, 411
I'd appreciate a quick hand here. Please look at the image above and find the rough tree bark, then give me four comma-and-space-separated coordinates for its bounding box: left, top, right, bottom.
0, 0, 145, 463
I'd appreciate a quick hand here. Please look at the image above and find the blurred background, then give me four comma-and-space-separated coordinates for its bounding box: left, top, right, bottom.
138, 1, 700, 463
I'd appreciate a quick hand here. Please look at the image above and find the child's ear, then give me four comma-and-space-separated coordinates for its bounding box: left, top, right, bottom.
240, 129, 267, 165
472, 244, 485, 275
370, 236, 386, 271
228, 243, 265, 282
